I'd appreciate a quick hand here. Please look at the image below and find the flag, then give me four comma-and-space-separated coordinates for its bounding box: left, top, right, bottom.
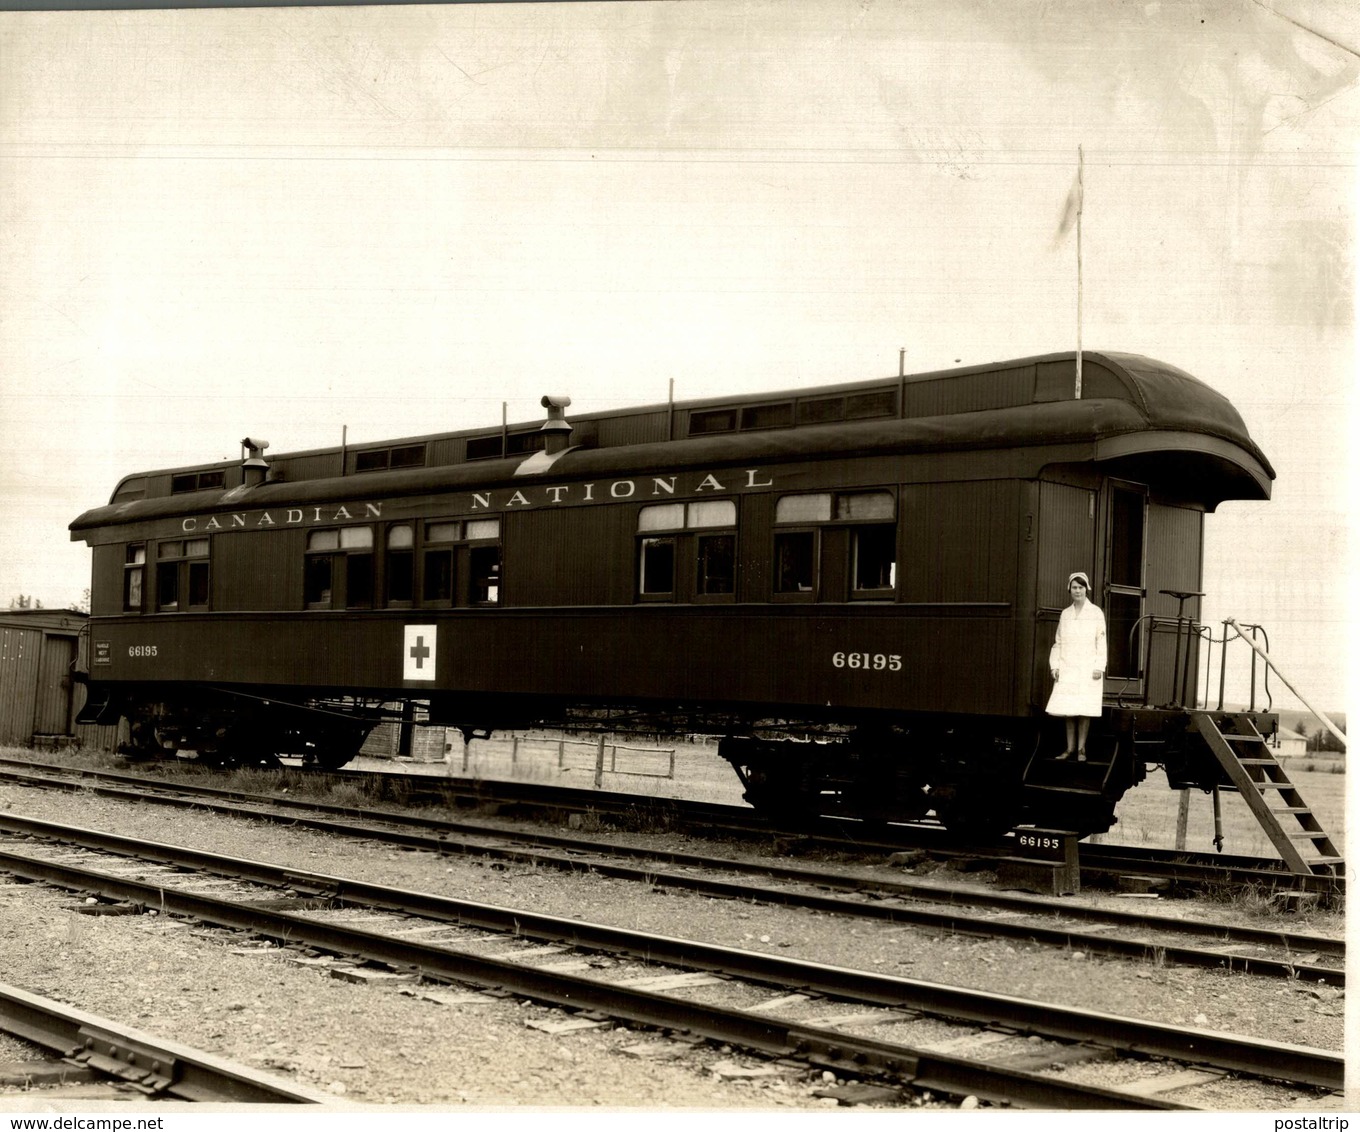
1053, 164, 1083, 246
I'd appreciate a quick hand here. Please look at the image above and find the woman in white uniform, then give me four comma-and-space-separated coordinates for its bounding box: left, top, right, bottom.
1047, 571, 1106, 761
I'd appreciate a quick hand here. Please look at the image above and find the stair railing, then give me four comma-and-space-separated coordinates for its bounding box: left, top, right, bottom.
1223, 617, 1346, 751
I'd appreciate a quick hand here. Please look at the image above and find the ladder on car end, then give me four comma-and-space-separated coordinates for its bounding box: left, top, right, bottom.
1189, 711, 1343, 877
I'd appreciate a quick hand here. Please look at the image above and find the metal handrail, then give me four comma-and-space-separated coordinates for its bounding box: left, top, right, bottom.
1213, 619, 1274, 714
1225, 617, 1346, 750
1113, 613, 1211, 709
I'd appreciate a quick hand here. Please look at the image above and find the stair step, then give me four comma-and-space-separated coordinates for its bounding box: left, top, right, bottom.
1237, 758, 1281, 767
1269, 807, 1313, 815
1288, 831, 1331, 841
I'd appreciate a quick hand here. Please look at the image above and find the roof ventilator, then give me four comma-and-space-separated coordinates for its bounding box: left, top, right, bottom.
539, 396, 573, 454
241, 437, 270, 487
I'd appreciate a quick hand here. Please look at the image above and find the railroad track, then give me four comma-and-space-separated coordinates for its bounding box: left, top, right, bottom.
0, 764, 1343, 987
0, 980, 336, 1103
0, 815, 1342, 1108
0, 755, 1342, 898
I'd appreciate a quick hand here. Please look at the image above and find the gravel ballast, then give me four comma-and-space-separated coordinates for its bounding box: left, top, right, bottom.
0, 771, 1344, 1110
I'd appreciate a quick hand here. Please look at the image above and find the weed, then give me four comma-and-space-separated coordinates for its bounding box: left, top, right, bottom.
327, 784, 369, 809
64, 912, 90, 948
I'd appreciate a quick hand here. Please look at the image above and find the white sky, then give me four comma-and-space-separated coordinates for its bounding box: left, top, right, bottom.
1, 0, 1355, 713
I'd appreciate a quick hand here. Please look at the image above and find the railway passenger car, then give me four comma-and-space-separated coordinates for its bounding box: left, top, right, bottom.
70, 351, 1277, 836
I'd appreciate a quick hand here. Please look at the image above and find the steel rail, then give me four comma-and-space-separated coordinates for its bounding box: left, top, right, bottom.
0, 823, 1342, 1094
0, 770, 1342, 983
2, 762, 1342, 955
0, 755, 1342, 895
1077, 844, 1346, 891
0, 981, 337, 1103
0, 847, 1177, 1111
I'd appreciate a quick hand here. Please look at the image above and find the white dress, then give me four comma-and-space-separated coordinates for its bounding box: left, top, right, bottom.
1046, 601, 1107, 718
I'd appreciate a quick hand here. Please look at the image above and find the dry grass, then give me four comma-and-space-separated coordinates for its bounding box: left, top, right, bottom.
1090, 760, 1347, 859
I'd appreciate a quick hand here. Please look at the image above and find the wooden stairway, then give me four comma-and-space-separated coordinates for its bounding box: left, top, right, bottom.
1189, 712, 1343, 877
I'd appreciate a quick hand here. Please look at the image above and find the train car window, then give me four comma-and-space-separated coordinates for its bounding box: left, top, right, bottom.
466, 518, 501, 541
155, 538, 210, 611
347, 553, 374, 607
845, 390, 897, 419
741, 403, 794, 430
797, 397, 845, 424
357, 444, 426, 473
851, 526, 897, 595
639, 503, 685, 531
185, 538, 210, 609
171, 470, 226, 494
423, 552, 453, 603
422, 521, 460, 604
418, 519, 500, 606
341, 527, 374, 608
696, 534, 736, 595
156, 552, 178, 610
773, 495, 828, 598
469, 545, 501, 605
385, 524, 415, 605
304, 531, 335, 607
427, 521, 462, 542
506, 431, 547, 455
1106, 483, 1149, 678
686, 500, 736, 528
688, 409, 736, 436
776, 494, 832, 523
836, 491, 894, 520
466, 435, 505, 460
123, 545, 146, 612
467, 518, 502, 605
639, 537, 676, 596
842, 494, 896, 598
774, 491, 895, 600
304, 526, 373, 608
1109, 489, 1145, 588
638, 501, 737, 600
774, 532, 816, 594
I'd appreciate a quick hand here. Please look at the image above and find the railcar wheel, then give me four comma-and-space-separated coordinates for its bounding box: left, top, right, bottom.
300, 719, 372, 771
929, 787, 1018, 842
926, 725, 1031, 841
309, 744, 360, 771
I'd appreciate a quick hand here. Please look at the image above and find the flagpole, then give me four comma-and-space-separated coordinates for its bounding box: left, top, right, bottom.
1075, 144, 1084, 400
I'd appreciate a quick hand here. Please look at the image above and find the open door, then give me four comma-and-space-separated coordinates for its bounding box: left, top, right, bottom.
1103, 481, 1148, 696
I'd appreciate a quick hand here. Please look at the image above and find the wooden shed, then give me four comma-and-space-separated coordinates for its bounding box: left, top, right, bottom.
0, 609, 119, 750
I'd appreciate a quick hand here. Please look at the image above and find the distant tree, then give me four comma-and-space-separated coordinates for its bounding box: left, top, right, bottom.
1307, 722, 1345, 753
1318, 727, 1346, 754
8, 594, 42, 610
73, 589, 91, 615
